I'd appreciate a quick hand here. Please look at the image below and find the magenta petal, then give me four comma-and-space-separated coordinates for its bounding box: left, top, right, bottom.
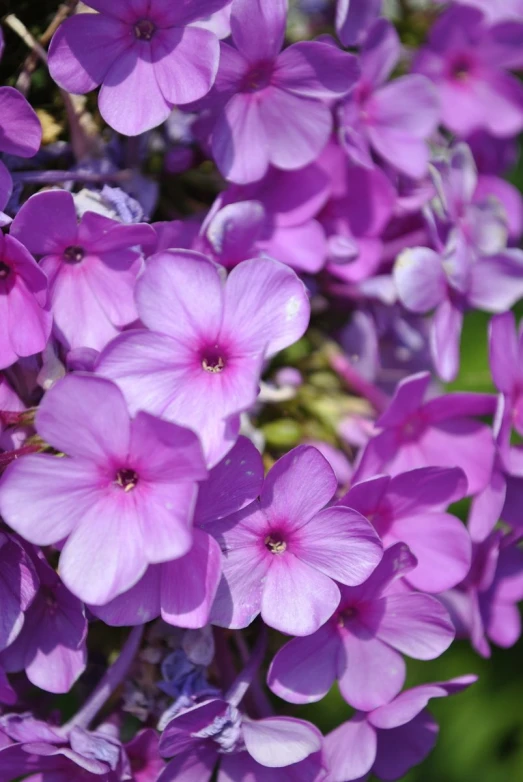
377, 372, 431, 429
267, 623, 339, 704
48, 13, 132, 94
129, 411, 206, 484
0, 87, 42, 158
242, 716, 322, 767
368, 676, 477, 730
489, 311, 519, 393
213, 94, 269, 184
387, 467, 468, 516
158, 749, 217, 782
0, 455, 102, 546
195, 436, 264, 525
159, 529, 222, 628
261, 555, 340, 636
99, 45, 172, 135
230, 0, 286, 62
391, 512, 472, 593
431, 300, 464, 382
372, 712, 438, 781
59, 491, 149, 604
11, 190, 78, 255
222, 257, 310, 357
293, 507, 382, 586
152, 26, 219, 105
275, 42, 359, 98
260, 445, 337, 528
366, 593, 455, 659
0, 161, 13, 216
324, 716, 377, 782
259, 89, 332, 171
360, 18, 400, 88
469, 250, 523, 313
90, 565, 162, 626
338, 630, 406, 711
36, 374, 130, 465
394, 247, 446, 313
136, 250, 223, 342
219, 752, 324, 782
210, 508, 270, 628
0, 536, 38, 651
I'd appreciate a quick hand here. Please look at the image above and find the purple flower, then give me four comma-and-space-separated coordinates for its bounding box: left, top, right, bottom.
206, 0, 359, 183
0, 533, 38, 653
126, 729, 166, 782
440, 530, 523, 657
0, 375, 25, 451
0, 374, 207, 605
336, 0, 382, 47
90, 436, 263, 629
0, 87, 42, 219
209, 445, 382, 635
341, 467, 472, 592
0, 546, 87, 694
97, 252, 310, 466
339, 20, 440, 179
0, 232, 52, 370
158, 698, 324, 782
10, 190, 155, 352
355, 371, 497, 496
414, 5, 523, 138
212, 162, 331, 273
0, 715, 126, 781
48, 0, 230, 136
268, 543, 455, 711
324, 676, 477, 781
318, 139, 396, 282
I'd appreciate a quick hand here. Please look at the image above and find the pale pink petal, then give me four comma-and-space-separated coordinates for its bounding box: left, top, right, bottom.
324, 716, 377, 782
35, 374, 130, 465
99, 45, 171, 135
293, 507, 382, 586
152, 26, 219, 105
0, 455, 103, 545
48, 14, 132, 94
261, 554, 340, 636
260, 445, 337, 528
242, 717, 322, 767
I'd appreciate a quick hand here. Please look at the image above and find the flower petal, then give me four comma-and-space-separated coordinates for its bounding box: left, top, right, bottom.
242, 716, 322, 768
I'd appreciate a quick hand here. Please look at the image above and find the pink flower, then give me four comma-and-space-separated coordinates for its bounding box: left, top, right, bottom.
97, 252, 310, 466
209, 445, 383, 636
48, 0, 230, 135
11, 190, 155, 352
0, 374, 207, 605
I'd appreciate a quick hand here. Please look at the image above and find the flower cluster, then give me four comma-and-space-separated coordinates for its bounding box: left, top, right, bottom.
0, 0, 522, 780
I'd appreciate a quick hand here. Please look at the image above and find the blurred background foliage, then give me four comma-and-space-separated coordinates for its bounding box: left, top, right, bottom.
1, 1, 523, 780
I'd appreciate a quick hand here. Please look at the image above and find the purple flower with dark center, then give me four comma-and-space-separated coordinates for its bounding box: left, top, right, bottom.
0, 546, 87, 694
440, 530, 523, 658
205, 0, 359, 183
97, 252, 310, 466
0, 533, 38, 654
209, 445, 382, 635
324, 676, 477, 781
339, 19, 440, 179
0, 232, 52, 371
340, 467, 472, 592
0, 87, 42, 220
10, 190, 155, 353
0, 374, 207, 605
158, 701, 324, 782
90, 436, 263, 629
268, 543, 455, 711
414, 5, 523, 138
355, 371, 496, 496
0, 626, 145, 780
48, 0, 231, 136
